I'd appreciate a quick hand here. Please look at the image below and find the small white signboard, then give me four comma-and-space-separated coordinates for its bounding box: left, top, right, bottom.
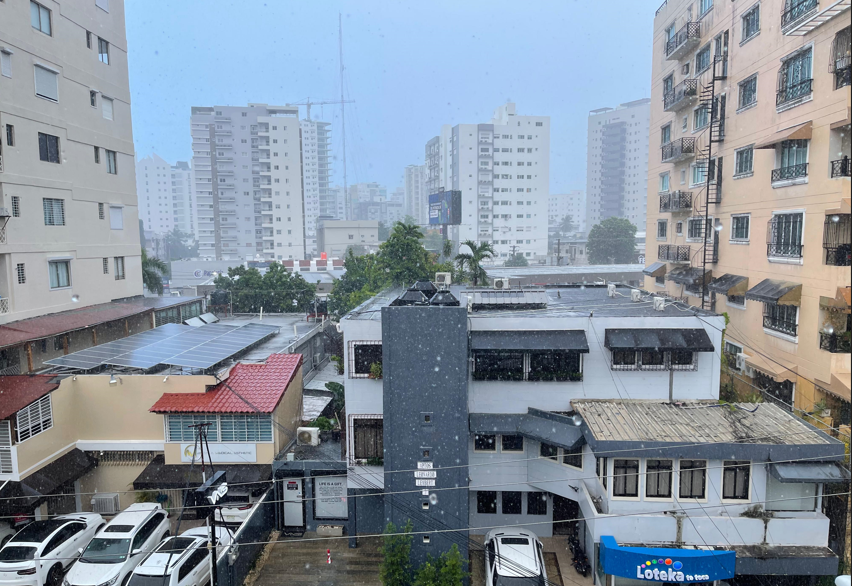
414, 471, 437, 479
417, 461, 434, 470
415, 479, 436, 487
180, 443, 257, 463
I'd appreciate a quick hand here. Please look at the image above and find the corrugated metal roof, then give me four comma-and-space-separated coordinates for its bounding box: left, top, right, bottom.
149, 353, 302, 414
573, 400, 833, 446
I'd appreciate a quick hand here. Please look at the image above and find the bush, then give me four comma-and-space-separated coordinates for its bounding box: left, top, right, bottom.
331, 355, 344, 375
311, 416, 336, 431
369, 362, 383, 379
326, 381, 345, 413
380, 520, 413, 586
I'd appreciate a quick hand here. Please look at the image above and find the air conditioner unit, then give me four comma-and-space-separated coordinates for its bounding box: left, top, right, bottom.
735, 354, 747, 372
435, 272, 452, 287
297, 427, 320, 446
682, 63, 690, 75
91, 493, 121, 515
313, 354, 323, 366
654, 297, 666, 311
607, 284, 616, 297
630, 289, 642, 302
493, 278, 510, 290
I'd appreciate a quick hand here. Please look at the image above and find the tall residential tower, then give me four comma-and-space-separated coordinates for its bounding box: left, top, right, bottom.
136, 154, 195, 238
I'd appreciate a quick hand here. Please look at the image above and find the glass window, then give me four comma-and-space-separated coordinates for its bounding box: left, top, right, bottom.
220, 414, 273, 442
659, 173, 670, 193
741, 4, 760, 41
474, 434, 496, 451
527, 492, 547, 515
472, 351, 524, 381
34, 66, 58, 101
777, 48, 812, 104
691, 163, 707, 186
613, 459, 639, 497
43, 198, 65, 225
735, 146, 754, 175
540, 442, 559, 461
612, 350, 637, 369
166, 414, 218, 442
779, 139, 808, 168
113, 257, 125, 280
657, 220, 668, 239
38, 133, 60, 163
561, 444, 583, 469
98, 37, 110, 64
660, 124, 671, 145
596, 457, 608, 489
695, 45, 711, 73
16, 395, 52, 442
731, 215, 750, 240
48, 261, 70, 289
351, 343, 382, 377
679, 460, 706, 499
501, 435, 524, 452
641, 350, 666, 369
763, 303, 798, 336
738, 75, 757, 110
646, 460, 673, 498
477, 491, 497, 514
722, 461, 750, 499
109, 206, 123, 229
30, 1, 51, 35
767, 212, 804, 258
502, 491, 522, 515
699, 0, 713, 16
693, 105, 709, 130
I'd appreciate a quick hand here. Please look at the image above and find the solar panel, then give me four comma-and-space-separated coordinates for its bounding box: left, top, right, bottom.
44, 322, 279, 372
184, 317, 206, 328
199, 313, 220, 324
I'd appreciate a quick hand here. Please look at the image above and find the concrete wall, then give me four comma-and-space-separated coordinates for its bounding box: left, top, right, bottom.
318, 221, 379, 258
78, 460, 151, 513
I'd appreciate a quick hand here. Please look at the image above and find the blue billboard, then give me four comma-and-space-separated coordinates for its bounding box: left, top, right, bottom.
428, 191, 462, 225
599, 536, 735, 583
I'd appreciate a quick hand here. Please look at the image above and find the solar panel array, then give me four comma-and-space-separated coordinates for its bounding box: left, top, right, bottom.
44, 322, 279, 372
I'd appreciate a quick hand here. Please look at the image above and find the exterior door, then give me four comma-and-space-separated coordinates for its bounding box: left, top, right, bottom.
552, 495, 579, 536
282, 479, 304, 527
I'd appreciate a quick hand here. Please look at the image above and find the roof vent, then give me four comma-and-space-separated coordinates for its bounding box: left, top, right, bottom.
412, 280, 438, 299
429, 290, 460, 306
390, 289, 430, 306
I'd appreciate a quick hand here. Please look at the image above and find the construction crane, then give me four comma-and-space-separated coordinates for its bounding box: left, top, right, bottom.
286, 97, 354, 121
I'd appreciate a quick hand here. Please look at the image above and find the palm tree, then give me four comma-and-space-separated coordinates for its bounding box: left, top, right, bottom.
391, 220, 423, 241
455, 240, 495, 287
441, 239, 454, 262
141, 249, 168, 295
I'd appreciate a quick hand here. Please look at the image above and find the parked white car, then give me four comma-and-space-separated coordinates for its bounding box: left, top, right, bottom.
484, 528, 548, 586
0, 523, 15, 549
212, 491, 258, 527
0, 513, 104, 586
126, 527, 232, 586
64, 504, 170, 586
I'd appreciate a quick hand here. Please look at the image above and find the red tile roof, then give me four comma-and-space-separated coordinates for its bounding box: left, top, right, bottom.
0, 297, 201, 350
0, 375, 61, 420
150, 353, 303, 414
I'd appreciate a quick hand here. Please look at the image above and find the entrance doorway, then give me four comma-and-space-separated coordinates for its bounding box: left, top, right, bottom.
552, 495, 579, 536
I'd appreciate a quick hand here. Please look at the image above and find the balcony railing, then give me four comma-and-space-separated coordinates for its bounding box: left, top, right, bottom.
767, 241, 804, 258
663, 79, 699, 112
834, 57, 851, 89
781, 0, 818, 28
659, 191, 693, 213
658, 244, 690, 262
776, 79, 813, 106
661, 138, 696, 163
771, 163, 808, 183
665, 22, 701, 60
823, 214, 851, 266
764, 315, 798, 336
819, 332, 851, 353
830, 157, 850, 178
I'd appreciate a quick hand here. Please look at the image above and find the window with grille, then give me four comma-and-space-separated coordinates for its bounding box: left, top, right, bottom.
16, 394, 52, 442
11, 196, 20, 218
731, 214, 750, 241
722, 461, 750, 499
646, 459, 673, 498
831, 27, 851, 89
779, 140, 808, 169
114, 257, 125, 280
777, 48, 812, 105
43, 198, 65, 225
16, 263, 25, 284
352, 418, 383, 459
688, 217, 709, 239
612, 350, 637, 370
48, 260, 70, 289
657, 220, 667, 239
763, 303, 798, 336
679, 460, 706, 498
613, 459, 640, 497
767, 212, 803, 258
349, 341, 382, 378
735, 146, 754, 175
0, 420, 12, 473
38, 133, 60, 163
220, 414, 273, 442
103, 258, 109, 274
98, 203, 105, 219
741, 4, 760, 42
166, 414, 218, 442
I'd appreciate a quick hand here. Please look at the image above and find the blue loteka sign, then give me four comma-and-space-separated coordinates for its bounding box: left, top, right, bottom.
599, 536, 736, 583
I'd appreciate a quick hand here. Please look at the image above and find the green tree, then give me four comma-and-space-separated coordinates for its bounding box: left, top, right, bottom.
587, 217, 637, 264
504, 253, 529, 267
558, 214, 577, 235
163, 228, 199, 260
213, 263, 316, 313
378, 222, 391, 242
380, 520, 413, 586
141, 249, 168, 295
327, 249, 388, 318
325, 381, 345, 414
412, 544, 467, 586
441, 239, 454, 262
455, 240, 494, 286
378, 222, 432, 286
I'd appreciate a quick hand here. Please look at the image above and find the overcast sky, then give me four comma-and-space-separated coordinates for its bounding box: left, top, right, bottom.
126, 0, 659, 194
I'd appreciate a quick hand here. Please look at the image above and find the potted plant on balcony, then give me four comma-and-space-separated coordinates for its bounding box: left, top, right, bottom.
368, 362, 383, 379
568, 371, 584, 382
312, 416, 336, 441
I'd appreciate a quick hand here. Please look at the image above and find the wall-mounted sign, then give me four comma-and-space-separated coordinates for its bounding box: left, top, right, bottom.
180, 443, 257, 463
599, 536, 735, 583
417, 461, 433, 470
415, 479, 436, 487
414, 471, 437, 479
314, 477, 348, 519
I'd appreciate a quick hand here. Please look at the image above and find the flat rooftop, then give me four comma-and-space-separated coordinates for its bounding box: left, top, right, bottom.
345, 284, 717, 320
486, 264, 644, 278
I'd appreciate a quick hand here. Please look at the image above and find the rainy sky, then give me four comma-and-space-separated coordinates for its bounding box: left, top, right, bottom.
126, 0, 659, 193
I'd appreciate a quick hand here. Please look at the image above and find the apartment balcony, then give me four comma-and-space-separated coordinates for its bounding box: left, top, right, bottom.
776, 79, 813, 107
215, 129, 232, 136
830, 157, 850, 178
216, 168, 233, 175
781, 0, 819, 32
771, 163, 808, 183
819, 332, 851, 353
217, 183, 236, 190
219, 208, 236, 215
214, 143, 233, 149
663, 79, 699, 112
658, 244, 690, 263
665, 22, 701, 61
823, 214, 851, 266
659, 191, 693, 213
214, 115, 230, 121
661, 138, 696, 163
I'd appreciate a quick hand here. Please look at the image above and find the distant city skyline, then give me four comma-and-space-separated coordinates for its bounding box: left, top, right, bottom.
126, 0, 658, 194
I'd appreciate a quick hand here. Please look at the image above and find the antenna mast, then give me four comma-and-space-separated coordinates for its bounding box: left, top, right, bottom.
339, 13, 348, 219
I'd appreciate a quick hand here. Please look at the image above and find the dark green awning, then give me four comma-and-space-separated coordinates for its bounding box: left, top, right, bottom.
604, 328, 715, 352
470, 330, 589, 353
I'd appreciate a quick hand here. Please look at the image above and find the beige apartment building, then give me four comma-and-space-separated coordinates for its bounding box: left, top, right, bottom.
0, 0, 143, 324
645, 0, 851, 427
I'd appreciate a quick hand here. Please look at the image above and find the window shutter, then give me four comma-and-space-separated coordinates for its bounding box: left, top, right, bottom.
0, 420, 12, 473
109, 206, 123, 229
1, 52, 11, 78
102, 97, 113, 120
34, 65, 58, 101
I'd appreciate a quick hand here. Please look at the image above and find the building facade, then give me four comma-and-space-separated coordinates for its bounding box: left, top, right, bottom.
317, 220, 380, 258
136, 155, 195, 238
0, 0, 143, 324
300, 119, 332, 256
644, 0, 851, 422
586, 99, 651, 232
404, 164, 427, 225
548, 190, 587, 233
190, 104, 305, 261
339, 285, 847, 580
425, 102, 550, 261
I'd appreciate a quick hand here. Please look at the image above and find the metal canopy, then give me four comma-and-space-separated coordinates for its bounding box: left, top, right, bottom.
642, 262, 667, 277
707, 273, 748, 296
770, 462, 850, 483
470, 330, 590, 352
604, 328, 715, 352
745, 278, 802, 305
44, 322, 279, 371
666, 266, 711, 286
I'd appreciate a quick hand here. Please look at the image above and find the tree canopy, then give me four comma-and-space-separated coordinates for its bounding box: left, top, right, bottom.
504, 252, 529, 267
141, 249, 168, 295
163, 228, 199, 260
454, 240, 494, 286
213, 263, 316, 313
587, 217, 637, 264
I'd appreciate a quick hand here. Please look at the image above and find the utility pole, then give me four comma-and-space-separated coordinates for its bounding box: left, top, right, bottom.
189, 423, 219, 586
510, 245, 518, 258
339, 14, 348, 219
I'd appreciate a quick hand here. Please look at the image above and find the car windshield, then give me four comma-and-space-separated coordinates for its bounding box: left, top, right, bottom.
10, 521, 66, 543
81, 538, 132, 564
0, 546, 37, 562
128, 574, 174, 586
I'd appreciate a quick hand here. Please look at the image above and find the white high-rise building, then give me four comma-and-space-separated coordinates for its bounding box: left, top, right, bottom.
300, 119, 332, 256
136, 155, 195, 237
548, 190, 586, 233
585, 99, 650, 232
326, 186, 345, 220
0, 0, 143, 323
190, 104, 305, 261
425, 103, 550, 261
404, 164, 427, 225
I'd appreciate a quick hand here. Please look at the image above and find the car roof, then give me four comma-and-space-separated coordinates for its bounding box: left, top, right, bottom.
492, 532, 540, 578
102, 506, 162, 536
9, 519, 72, 544
135, 536, 204, 574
